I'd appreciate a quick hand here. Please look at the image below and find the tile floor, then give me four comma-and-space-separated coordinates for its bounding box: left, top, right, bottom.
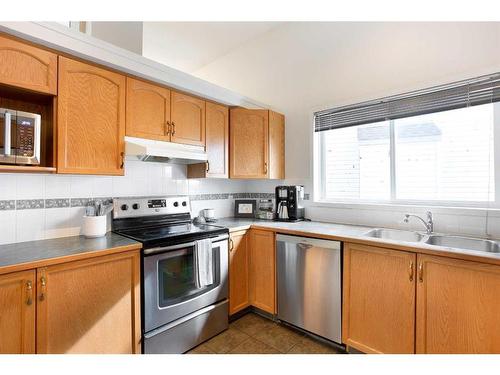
187, 313, 344, 354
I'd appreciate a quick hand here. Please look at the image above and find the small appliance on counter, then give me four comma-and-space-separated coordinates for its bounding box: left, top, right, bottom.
275, 185, 305, 222
256, 199, 275, 220
0, 108, 41, 165
202, 208, 217, 222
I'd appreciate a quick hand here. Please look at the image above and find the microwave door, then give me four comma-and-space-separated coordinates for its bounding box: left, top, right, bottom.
16, 111, 41, 165
0, 109, 17, 164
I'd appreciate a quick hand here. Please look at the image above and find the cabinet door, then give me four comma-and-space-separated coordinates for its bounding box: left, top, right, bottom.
343, 243, 416, 354
269, 111, 285, 179
416, 254, 500, 353
249, 229, 275, 314
205, 102, 229, 178
57, 56, 126, 175
0, 270, 35, 354
171, 91, 205, 146
126, 77, 171, 141
229, 230, 250, 315
36, 251, 141, 354
0, 35, 57, 95
229, 108, 269, 179
187, 102, 229, 178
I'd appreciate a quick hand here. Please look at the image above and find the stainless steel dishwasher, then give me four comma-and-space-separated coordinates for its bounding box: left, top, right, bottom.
276, 234, 342, 344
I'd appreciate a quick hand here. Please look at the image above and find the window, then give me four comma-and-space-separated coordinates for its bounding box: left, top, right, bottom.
315, 73, 500, 207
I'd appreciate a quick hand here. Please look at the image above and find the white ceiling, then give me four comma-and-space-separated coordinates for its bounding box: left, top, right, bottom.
141, 22, 281, 73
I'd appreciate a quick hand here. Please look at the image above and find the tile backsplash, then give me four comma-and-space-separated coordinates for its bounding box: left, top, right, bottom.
0, 159, 259, 245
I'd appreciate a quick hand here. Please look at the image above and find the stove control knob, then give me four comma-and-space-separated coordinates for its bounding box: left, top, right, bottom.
182, 201, 187, 207
132, 203, 140, 210
173, 201, 179, 207
121, 204, 129, 211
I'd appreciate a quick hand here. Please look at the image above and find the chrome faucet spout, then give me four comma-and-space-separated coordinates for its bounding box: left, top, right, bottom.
404, 211, 433, 234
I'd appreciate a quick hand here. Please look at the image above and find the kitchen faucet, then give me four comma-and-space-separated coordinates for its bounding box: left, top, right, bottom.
404, 211, 434, 234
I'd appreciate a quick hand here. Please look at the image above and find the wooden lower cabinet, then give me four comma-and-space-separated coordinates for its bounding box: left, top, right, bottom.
0, 270, 36, 354
36, 251, 141, 354
248, 229, 276, 314
416, 254, 500, 353
343, 243, 416, 354
228, 230, 250, 315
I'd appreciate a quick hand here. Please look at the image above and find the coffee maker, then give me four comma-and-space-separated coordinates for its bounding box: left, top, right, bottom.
275, 186, 305, 222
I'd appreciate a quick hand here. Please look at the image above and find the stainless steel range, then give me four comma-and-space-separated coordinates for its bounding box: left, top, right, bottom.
112, 196, 229, 354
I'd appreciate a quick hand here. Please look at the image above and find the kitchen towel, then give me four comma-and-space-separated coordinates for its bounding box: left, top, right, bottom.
194, 239, 214, 288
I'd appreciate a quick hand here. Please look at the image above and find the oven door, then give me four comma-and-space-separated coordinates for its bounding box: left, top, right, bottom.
143, 235, 228, 332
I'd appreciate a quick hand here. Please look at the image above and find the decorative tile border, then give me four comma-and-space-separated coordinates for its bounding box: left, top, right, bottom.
0, 192, 308, 210
16, 199, 44, 210
45, 199, 70, 208
69, 197, 112, 207
0, 200, 15, 210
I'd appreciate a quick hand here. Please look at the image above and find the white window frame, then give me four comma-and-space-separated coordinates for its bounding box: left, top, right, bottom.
313, 102, 500, 210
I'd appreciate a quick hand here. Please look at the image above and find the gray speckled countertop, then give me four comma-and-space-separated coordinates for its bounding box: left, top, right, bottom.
0, 233, 141, 275
213, 217, 370, 237
212, 217, 500, 265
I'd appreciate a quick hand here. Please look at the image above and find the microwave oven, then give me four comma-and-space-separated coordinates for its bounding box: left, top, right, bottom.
0, 108, 41, 165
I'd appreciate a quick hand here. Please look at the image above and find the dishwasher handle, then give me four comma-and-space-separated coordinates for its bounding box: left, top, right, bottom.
276, 234, 341, 250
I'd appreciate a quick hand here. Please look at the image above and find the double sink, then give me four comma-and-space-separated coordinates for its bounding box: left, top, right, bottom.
364, 228, 500, 254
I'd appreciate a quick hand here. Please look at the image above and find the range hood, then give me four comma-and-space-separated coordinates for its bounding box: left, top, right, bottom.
125, 136, 208, 164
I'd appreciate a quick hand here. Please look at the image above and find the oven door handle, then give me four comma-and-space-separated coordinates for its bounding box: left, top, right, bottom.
143, 234, 229, 256
144, 241, 197, 255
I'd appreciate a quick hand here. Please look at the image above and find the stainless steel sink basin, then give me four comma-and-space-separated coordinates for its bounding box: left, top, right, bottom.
424, 235, 500, 253
363, 228, 425, 242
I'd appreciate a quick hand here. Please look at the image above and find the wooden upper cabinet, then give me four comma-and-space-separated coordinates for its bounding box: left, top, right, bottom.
126, 77, 171, 141
248, 229, 276, 314
229, 108, 285, 179
188, 102, 229, 178
416, 254, 500, 354
0, 270, 36, 354
230, 108, 269, 179
36, 251, 141, 354
171, 91, 206, 146
269, 110, 285, 179
0, 34, 57, 95
343, 243, 416, 354
229, 230, 250, 315
57, 56, 126, 175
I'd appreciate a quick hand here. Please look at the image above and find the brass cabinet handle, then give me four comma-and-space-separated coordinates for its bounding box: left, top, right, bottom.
408, 261, 414, 282
418, 262, 424, 283
39, 276, 46, 301
171, 122, 176, 136
229, 238, 234, 251
206, 161, 210, 173
165, 121, 171, 135
120, 152, 125, 169
26, 280, 33, 306
264, 162, 268, 174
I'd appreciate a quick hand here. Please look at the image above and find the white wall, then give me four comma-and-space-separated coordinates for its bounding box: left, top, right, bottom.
90, 22, 144, 55
193, 22, 500, 237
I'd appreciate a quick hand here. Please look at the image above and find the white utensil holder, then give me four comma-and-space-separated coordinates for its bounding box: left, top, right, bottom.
82, 215, 107, 238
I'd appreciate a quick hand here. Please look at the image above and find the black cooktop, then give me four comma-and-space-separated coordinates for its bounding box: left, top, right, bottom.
114, 223, 228, 249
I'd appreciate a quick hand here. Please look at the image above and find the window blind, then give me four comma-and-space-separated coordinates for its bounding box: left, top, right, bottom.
314, 73, 500, 132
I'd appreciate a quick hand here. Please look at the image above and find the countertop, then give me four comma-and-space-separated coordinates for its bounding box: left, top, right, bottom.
0, 233, 141, 275
3, 217, 500, 275
212, 217, 500, 266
